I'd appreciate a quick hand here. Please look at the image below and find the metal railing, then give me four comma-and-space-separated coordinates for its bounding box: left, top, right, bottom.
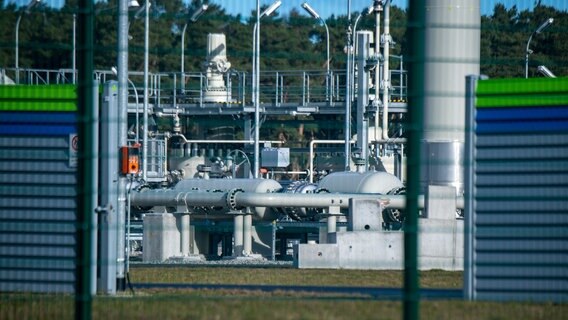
1, 65, 408, 108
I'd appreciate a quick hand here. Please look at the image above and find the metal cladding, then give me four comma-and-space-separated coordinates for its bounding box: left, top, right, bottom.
421, 141, 464, 195
422, 0, 480, 142
318, 171, 404, 194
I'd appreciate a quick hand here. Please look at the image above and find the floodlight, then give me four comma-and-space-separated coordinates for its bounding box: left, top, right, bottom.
261, 1, 282, 18
537, 65, 556, 78
301, 2, 320, 19
190, 4, 208, 22
536, 18, 554, 34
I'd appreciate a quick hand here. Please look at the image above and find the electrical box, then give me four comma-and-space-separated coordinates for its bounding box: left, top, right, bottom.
121, 145, 140, 175
261, 147, 290, 168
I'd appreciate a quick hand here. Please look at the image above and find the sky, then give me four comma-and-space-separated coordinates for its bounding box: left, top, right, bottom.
8, 0, 568, 17
208, 0, 568, 18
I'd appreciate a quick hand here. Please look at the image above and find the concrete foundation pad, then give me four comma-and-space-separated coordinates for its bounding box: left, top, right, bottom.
167, 254, 206, 262
226, 254, 267, 261
295, 218, 464, 270
293, 243, 339, 269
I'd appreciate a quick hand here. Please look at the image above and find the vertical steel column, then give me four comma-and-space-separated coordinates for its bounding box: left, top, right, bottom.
405, 0, 425, 318
180, 213, 190, 256
116, 0, 129, 291
356, 31, 372, 170
98, 82, 119, 295
243, 214, 253, 255
253, 0, 260, 178
464, 75, 479, 300
76, 0, 94, 317
233, 214, 244, 256
344, 0, 352, 170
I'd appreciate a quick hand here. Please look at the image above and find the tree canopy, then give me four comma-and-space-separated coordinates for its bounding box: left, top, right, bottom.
1, 1, 566, 78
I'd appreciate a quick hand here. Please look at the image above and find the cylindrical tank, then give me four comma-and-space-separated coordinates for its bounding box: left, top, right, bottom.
318, 171, 404, 194
173, 178, 282, 220
422, 0, 480, 142
420, 140, 464, 195
420, 0, 480, 195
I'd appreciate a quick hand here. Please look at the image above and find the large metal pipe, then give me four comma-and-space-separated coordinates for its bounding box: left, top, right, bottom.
233, 214, 244, 256
243, 214, 252, 255
381, 0, 391, 140
130, 189, 466, 211
356, 31, 372, 170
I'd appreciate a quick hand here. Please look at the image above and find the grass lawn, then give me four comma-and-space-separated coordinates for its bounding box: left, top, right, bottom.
1, 267, 565, 319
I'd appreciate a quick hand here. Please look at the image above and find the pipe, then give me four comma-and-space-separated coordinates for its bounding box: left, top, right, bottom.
116, 0, 130, 288
344, 20, 352, 170
130, 189, 464, 210
254, 0, 260, 178
382, 0, 391, 140
233, 214, 244, 256
180, 213, 190, 256
374, 1, 382, 143
243, 214, 252, 255
308, 138, 405, 182
142, 0, 150, 181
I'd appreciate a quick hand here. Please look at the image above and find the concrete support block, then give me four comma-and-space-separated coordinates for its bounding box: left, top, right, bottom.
425, 185, 457, 220
331, 231, 404, 269
143, 213, 180, 262
348, 199, 383, 231
294, 243, 339, 269
418, 218, 464, 270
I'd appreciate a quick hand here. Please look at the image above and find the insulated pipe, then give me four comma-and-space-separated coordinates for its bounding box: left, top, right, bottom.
180, 213, 190, 256
243, 214, 252, 255
116, 0, 130, 288
233, 214, 244, 256
381, 0, 391, 140
130, 189, 464, 211
374, 1, 382, 143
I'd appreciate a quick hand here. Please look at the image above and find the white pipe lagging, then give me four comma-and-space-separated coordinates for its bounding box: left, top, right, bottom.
382, 0, 391, 140
130, 188, 467, 211
308, 138, 405, 183
374, 3, 381, 144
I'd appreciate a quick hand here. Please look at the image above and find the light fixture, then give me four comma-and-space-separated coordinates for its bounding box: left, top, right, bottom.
134, 2, 150, 19
15, 0, 42, 84
525, 17, 554, 78
190, 4, 208, 22
301, 2, 320, 19
536, 18, 554, 34
261, 0, 281, 18
25, 0, 41, 13
128, 0, 140, 8
300, 2, 330, 100
537, 65, 556, 78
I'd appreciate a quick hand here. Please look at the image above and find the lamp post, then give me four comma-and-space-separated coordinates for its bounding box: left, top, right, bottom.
253, 0, 281, 179
112, 66, 140, 142
15, 0, 41, 84
525, 17, 553, 78
181, 4, 208, 92
301, 2, 330, 101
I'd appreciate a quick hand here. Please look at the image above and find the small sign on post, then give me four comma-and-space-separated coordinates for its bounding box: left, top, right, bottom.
69, 133, 78, 168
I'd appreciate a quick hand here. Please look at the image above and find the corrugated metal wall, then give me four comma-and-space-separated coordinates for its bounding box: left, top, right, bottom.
466, 77, 568, 302
0, 85, 78, 293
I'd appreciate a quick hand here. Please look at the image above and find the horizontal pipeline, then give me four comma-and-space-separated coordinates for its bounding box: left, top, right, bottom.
130, 189, 464, 210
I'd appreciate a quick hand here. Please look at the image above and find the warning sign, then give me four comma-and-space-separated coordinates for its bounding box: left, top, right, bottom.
69, 133, 78, 168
